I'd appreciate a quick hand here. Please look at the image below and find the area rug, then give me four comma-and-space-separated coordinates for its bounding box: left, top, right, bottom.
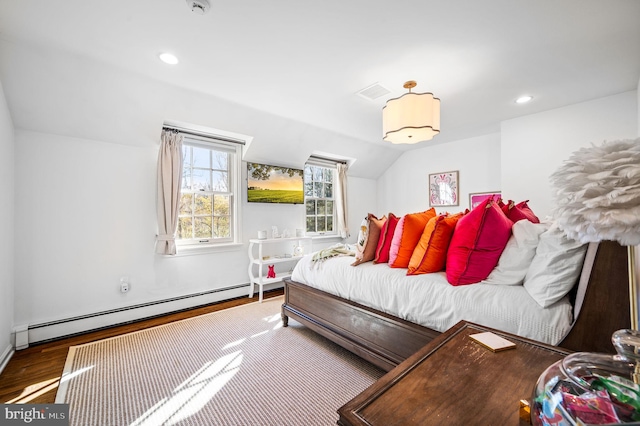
55, 296, 384, 425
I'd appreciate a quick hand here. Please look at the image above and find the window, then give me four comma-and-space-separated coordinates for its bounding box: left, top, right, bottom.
177, 137, 240, 245
304, 163, 336, 234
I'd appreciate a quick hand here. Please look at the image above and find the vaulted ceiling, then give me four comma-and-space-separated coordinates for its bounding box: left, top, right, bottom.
0, 0, 639, 156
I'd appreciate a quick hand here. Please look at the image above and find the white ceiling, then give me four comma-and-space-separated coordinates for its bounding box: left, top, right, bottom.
0, 0, 639, 149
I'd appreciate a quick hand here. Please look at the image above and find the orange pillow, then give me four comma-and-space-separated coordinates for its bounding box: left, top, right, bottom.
407, 211, 466, 275
389, 208, 436, 268
352, 213, 387, 266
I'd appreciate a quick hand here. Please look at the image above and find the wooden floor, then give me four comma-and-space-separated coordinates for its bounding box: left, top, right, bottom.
0, 289, 283, 404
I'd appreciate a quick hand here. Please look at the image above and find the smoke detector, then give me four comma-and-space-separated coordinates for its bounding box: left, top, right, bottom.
185, 0, 210, 15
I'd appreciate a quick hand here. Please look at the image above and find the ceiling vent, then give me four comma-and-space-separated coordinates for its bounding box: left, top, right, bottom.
185, 0, 210, 15
356, 82, 391, 101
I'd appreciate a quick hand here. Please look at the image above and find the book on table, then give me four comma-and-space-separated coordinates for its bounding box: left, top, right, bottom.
469, 332, 516, 352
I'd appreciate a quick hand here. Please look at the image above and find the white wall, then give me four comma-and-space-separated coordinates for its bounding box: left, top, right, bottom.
377, 90, 638, 225
501, 90, 638, 218
15, 131, 157, 327
2, 39, 379, 340
14, 130, 353, 332
344, 176, 378, 244
377, 133, 501, 216
0, 79, 15, 361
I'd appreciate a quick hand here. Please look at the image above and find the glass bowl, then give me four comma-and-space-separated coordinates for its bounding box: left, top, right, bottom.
532, 330, 640, 425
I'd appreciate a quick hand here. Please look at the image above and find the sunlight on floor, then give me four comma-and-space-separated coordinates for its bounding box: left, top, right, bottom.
264, 313, 281, 323
8, 365, 95, 404
130, 351, 243, 426
222, 338, 246, 350
7, 377, 60, 404
60, 366, 95, 384
129, 308, 283, 425
250, 330, 269, 339
263, 313, 284, 330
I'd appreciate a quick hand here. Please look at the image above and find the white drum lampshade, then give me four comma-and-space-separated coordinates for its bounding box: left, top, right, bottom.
383, 81, 440, 144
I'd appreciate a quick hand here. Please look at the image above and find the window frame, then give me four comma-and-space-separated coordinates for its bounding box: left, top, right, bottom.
304, 159, 338, 236
176, 134, 242, 248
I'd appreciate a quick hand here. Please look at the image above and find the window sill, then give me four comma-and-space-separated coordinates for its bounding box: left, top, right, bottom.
310, 235, 344, 242
173, 242, 244, 257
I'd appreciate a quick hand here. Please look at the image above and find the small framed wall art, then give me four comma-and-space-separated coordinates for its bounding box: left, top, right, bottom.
429, 171, 459, 207
469, 191, 501, 209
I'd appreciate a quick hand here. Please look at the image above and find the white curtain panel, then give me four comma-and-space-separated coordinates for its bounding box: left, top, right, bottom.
156, 130, 184, 255
335, 163, 349, 239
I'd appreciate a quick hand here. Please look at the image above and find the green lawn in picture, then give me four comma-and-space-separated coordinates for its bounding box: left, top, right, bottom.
248, 189, 304, 204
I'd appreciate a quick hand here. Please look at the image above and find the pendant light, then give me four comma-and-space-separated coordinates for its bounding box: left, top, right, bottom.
382, 81, 440, 144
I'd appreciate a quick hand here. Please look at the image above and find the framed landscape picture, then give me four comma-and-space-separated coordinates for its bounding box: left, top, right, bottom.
469, 191, 501, 209
247, 162, 304, 204
429, 171, 459, 207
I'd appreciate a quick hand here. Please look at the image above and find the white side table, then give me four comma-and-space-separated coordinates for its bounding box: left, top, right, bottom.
247, 237, 312, 302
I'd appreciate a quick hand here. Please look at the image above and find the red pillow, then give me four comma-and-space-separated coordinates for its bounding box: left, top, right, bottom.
374, 213, 399, 263
390, 208, 437, 268
446, 198, 513, 285
407, 211, 466, 275
503, 200, 540, 223
352, 213, 386, 266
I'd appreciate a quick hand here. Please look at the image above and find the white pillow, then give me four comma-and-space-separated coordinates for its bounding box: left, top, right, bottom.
353, 217, 369, 261
483, 220, 549, 285
523, 222, 588, 308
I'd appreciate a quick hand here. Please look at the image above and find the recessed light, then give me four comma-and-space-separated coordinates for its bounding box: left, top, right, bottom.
159, 53, 179, 65
515, 95, 533, 104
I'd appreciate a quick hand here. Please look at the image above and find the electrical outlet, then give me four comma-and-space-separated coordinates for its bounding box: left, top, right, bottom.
120, 277, 130, 293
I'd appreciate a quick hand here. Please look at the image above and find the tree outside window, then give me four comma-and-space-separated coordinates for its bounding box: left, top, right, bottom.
305, 164, 335, 234
178, 142, 233, 243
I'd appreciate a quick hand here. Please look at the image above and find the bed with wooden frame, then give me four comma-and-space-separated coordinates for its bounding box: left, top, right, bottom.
281, 241, 630, 372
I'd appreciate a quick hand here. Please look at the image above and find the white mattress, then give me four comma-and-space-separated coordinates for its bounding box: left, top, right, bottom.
291, 254, 573, 345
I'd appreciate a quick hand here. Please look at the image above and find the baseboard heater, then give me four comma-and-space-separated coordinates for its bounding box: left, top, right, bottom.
25, 283, 251, 346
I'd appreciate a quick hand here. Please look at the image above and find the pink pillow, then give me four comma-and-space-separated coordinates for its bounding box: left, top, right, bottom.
387, 216, 406, 266
374, 213, 399, 263
503, 200, 540, 223
446, 198, 513, 285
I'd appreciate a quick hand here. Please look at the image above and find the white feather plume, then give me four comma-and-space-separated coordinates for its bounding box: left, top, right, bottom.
550, 138, 640, 246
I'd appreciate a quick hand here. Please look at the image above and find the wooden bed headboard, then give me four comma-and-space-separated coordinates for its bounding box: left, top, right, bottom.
559, 240, 630, 353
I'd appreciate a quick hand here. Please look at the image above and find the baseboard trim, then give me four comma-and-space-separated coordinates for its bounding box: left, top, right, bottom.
0, 344, 14, 375
27, 283, 257, 345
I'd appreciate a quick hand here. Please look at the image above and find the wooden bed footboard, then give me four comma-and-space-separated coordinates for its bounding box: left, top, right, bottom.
281, 279, 439, 371
282, 241, 630, 371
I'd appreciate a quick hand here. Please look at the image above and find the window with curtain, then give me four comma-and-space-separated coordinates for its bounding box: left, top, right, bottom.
177, 136, 240, 245
304, 161, 336, 235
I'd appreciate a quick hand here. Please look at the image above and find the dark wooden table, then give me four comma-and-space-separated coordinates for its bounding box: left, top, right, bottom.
338, 321, 571, 425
